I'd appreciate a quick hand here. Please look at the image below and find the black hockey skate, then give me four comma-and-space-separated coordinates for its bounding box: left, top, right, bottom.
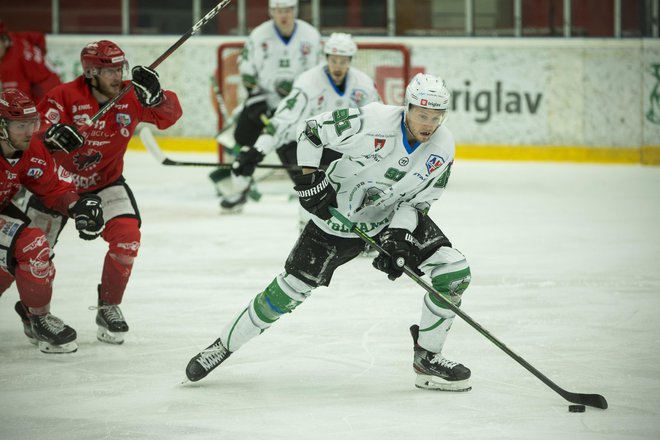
220, 188, 249, 211
410, 325, 471, 392
28, 309, 78, 354
14, 301, 37, 345
186, 338, 232, 382
94, 286, 129, 344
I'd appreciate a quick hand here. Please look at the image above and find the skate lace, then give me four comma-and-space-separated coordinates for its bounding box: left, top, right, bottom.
89, 304, 125, 323
429, 354, 458, 369
39, 314, 65, 333
197, 345, 228, 371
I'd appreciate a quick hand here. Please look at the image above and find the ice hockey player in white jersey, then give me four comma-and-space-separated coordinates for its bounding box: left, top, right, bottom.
219, 32, 381, 211
186, 73, 473, 393
209, 0, 322, 195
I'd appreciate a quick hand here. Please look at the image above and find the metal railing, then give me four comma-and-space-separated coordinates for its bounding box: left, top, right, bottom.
44, 0, 659, 38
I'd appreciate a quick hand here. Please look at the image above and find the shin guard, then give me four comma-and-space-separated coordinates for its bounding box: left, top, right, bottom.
221, 273, 311, 352
100, 218, 140, 304
418, 247, 471, 353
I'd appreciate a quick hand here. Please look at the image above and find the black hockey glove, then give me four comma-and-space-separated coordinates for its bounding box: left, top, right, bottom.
232, 146, 265, 177
44, 123, 84, 153
293, 170, 337, 220
68, 194, 104, 240
132, 65, 163, 107
373, 228, 417, 281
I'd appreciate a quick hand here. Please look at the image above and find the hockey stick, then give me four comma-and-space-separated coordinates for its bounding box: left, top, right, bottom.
211, 75, 233, 126
139, 126, 301, 170
83, 0, 233, 129
329, 207, 608, 410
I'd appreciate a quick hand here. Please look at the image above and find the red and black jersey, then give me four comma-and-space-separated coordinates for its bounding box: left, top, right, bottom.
38, 76, 183, 192
0, 139, 78, 215
0, 32, 62, 104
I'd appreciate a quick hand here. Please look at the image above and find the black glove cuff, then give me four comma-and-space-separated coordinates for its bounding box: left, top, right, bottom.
381, 228, 414, 245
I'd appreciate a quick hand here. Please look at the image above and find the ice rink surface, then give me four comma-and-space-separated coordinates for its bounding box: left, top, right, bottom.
1, 151, 659, 440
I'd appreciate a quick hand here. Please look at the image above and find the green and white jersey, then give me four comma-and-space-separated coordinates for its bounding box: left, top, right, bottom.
297, 102, 455, 238
239, 20, 322, 110
254, 64, 381, 154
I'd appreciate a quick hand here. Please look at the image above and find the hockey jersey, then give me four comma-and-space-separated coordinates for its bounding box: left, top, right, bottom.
239, 19, 322, 110
297, 103, 455, 238
0, 138, 78, 215
37, 76, 182, 192
0, 32, 61, 103
254, 63, 381, 154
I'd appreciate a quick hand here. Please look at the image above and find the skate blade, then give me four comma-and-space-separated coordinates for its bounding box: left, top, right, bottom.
97, 326, 126, 345
38, 340, 78, 354
219, 204, 245, 214
414, 374, 471, 392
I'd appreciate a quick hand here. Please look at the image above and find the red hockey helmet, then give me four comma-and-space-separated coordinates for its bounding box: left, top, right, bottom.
0, 88, 38, 121
80, 40, 128, 78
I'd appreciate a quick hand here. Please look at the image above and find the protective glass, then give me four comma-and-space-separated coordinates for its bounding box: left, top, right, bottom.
271, 7, 295, 15
407, 106, 447, 127
7, 118, 40, 134
98, 65, 126, 79
326, 55, 351, 67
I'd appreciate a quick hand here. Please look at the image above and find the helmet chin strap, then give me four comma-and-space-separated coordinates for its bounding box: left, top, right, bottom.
0, 123, 20, 157
86, 76, 113, 103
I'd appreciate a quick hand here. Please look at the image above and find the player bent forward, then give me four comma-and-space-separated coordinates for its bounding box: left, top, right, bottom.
187, 74, 472, 391
22, 40, 182, 345
0, 89, 104, 353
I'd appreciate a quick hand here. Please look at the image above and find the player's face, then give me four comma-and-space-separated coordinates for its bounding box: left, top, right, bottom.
272, 7, 295, 35
406, 106, 446, 143
95, 66, 124, 99
7, 118, 40, 151
326, 55, 351, 85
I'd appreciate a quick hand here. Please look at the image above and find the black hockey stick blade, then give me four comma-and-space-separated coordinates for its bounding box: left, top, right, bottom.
329, 207, 608, 409
139, 126, 301, 170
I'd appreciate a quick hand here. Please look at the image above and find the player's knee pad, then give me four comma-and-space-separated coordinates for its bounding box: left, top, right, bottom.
14, 227, 54, 281
252, 272, 312, 324
420, 247, 471, 309
103, 217, 141, 257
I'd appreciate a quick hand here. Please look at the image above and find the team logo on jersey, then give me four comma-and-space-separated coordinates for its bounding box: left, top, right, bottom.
26, 168, 44, 178
374, 138, 386, 151
116, 113, 131, 127
425, 154, 445, 174
72, 104, 92, 113
73, 149, 102, 172
44, 108, 60, 124
300, 42, 311, 56
398, 157, 409, 166
351, 89, 367, 106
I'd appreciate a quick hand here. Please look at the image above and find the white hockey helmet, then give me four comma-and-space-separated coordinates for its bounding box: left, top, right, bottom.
269, 0, 298, 15
404, 73, 451, 125
324, 33, 357, 57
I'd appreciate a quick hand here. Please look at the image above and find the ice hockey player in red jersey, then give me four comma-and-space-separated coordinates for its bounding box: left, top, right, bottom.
0, 88, 104, 354
25, 40, 182, 345
0, 19, 62, 103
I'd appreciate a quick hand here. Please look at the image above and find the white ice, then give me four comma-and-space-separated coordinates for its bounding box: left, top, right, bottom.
1, 152, 659, 440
